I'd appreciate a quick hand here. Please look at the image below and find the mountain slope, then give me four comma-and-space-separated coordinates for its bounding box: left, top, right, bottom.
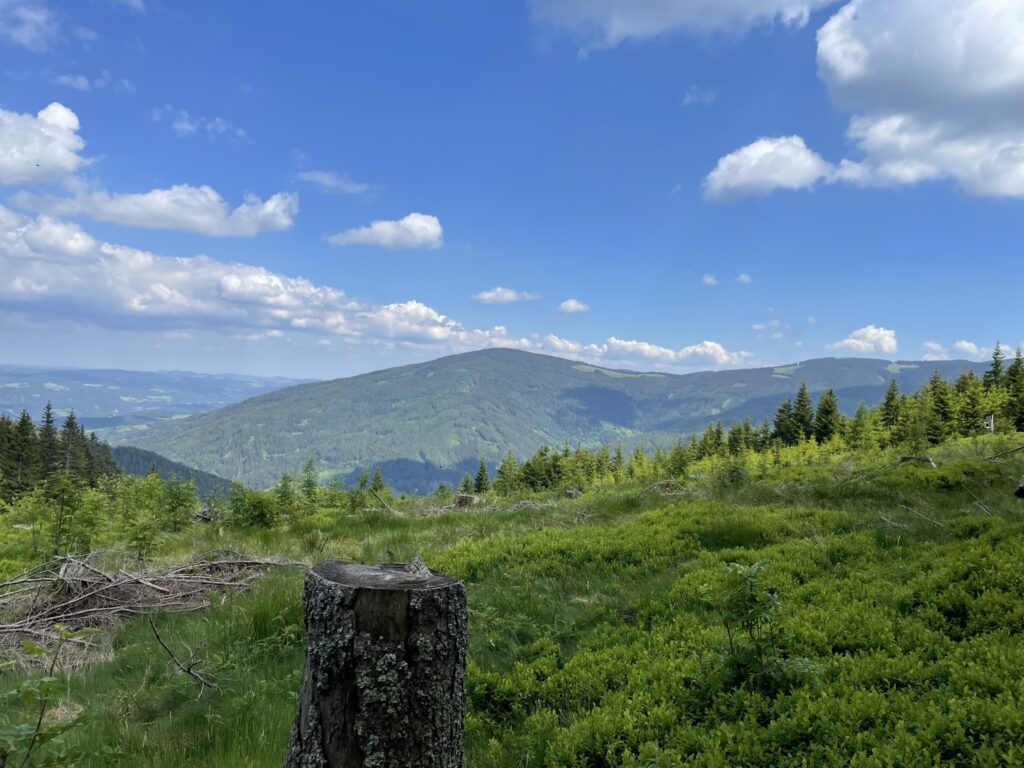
112, 446, 234, 500
125, 349, 987, 491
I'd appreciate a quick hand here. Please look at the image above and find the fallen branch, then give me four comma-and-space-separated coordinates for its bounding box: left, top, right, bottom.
635, 479, 687, 498
0, 551, 300, 666
960, 484, 994, 516
370, 488, 397, 515
148, 614, 217, 690
986, 444, 1024, 462
897, 504, 945, 527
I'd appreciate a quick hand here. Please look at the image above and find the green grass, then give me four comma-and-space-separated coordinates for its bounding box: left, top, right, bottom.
4, 435, 1024, 766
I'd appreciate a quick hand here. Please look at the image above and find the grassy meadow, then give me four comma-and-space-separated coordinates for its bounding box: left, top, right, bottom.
3, 434, 1024, 766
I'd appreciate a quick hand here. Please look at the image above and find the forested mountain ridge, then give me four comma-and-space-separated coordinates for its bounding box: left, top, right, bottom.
111, 446, 233, 501
0, 365, 307, 437
125, 349, 988, 490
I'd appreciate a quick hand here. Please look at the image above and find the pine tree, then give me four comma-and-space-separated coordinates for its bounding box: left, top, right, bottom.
473, 459, 490, 493
627, 446, 649, 479
301, 458, 319, 502
773, 400, 799, 447
812, 388, 843, 444
59, 412, 87, 478
983, 342, 1006, 390
494, 451, 521, 496
10, 410, 39, 497
954, 370, 984, 436
668, 440, 688, 477
458, 473, 474, 494
611, 446, 624, 482
0, 415, 12, 498
371, 467, 387, 494
925, 371, 953, 444
793, 383, 815, 441
880, 379, 902, 432
38, 401, 59, 480
847, 402, 872, 450
1004, 348, 1024, 431
276, 473, 297, 516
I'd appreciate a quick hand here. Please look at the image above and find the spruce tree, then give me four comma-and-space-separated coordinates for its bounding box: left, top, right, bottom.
0, 415, 12, 498
773, 400, 798, 446
10, 410, 39, 497
812, 388, 843, 444
38, 401, 59, 480
954, 370, 984, 436
494, 451, 521, 496
473, 459, 490, 493
371, 467, 388, 494
276, 473, 297, 516
793, 383, 815, 441
847, 402, 872, 450
301, 458, 319, 502
880, 379, 902, 429
458, 473, 473, 494
925, 371, 953, 444
59, 412, 87, 479
983, 342, 1006, 390
1004, 349, 1024, 431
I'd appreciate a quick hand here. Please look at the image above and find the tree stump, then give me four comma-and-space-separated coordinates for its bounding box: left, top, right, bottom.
284, 560, 467, 768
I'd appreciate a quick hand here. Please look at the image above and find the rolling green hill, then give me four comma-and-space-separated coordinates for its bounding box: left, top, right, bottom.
124, 349, 988, 491
111, 446, 234, 501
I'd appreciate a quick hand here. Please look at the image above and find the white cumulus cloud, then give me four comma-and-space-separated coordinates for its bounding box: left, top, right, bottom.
14, 185, 299, 237
0, 207, 752, 374
704, 136, 832, 199
0, 102, 87, 185
328, 212, 443, 250
953, 340, 989, 360
557, 298, 590, 314
472, 286, 539, 304
711, 0, 1024, 199
922, 341, 948, 361
829, 324, 898, 354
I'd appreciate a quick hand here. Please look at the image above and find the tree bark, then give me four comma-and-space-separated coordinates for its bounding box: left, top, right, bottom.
284, 561, 467, 768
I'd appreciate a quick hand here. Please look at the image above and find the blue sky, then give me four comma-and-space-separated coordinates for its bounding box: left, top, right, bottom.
0, 0, 1020, 378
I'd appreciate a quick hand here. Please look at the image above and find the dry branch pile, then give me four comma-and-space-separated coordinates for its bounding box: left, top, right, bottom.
0, 550, 292, 665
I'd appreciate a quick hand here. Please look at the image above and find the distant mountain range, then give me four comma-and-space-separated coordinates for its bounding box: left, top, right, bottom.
122, 349, 988, 492
0, 365, 307, 438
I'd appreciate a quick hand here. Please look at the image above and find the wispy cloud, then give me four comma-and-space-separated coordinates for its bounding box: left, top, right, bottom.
472, 286, 539, 304
295, 169, 375, 196
152, 105, 247, 141
55, 69, 134, 93
682, 85, 715, 106
0, 1, 59, 51
530, 0, 832, 52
